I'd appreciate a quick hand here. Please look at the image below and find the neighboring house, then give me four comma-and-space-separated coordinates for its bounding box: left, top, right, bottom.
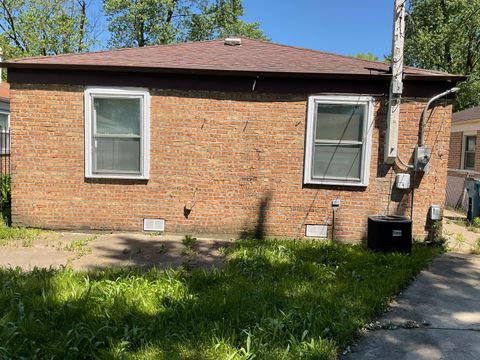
446, 106, 480, 210
2, 38, 462, 240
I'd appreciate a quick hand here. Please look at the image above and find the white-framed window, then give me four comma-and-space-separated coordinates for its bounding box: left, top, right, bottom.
304, 95, 374, 186
0, 110, 10, 154
463, 134, 476, 170
84, 87, 150, 179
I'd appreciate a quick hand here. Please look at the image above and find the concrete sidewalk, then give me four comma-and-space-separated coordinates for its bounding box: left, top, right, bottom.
344, 253, 480, 360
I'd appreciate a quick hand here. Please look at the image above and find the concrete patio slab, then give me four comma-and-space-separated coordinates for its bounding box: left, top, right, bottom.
0, 247, 71, 270
72, 233, 230, 270
343, 253, 480, 359
0, 231, 231, 271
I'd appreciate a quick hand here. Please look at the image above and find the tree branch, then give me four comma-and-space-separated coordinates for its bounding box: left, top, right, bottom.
78, 0, 87, 51
166, 0, 178, 24
0, 1, 28, 53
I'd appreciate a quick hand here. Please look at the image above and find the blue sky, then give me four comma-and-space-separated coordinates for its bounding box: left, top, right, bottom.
92, 0, 394, 59
242, 0, 394, 59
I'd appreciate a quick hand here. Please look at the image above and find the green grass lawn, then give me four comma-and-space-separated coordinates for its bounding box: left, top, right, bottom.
0, 239, 441, 359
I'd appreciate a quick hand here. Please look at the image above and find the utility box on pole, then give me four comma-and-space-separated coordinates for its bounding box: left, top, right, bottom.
385, 0, 406, 164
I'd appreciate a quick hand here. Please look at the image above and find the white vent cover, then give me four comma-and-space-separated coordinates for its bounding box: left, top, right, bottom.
143, 218, 165, 232
305, 224, 328, 238
224, 37, 242, 46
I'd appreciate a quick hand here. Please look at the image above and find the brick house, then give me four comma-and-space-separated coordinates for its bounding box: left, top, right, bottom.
446, 106, 480, 210
2, 38, 462, 240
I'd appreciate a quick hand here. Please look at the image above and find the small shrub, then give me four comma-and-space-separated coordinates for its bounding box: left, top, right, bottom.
454, 233, 467, 249
472, 238, 480, 255
182, 235, 197, 256
0, 175, 10, 225
65, 235, 96, 258
472, 217, 480, 228
429, 220, 447, 246
156, 244, 167, 254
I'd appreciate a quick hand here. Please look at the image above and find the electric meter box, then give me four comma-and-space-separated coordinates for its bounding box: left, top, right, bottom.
414, 146, 432, 172
430, 205, 442, 221
396, 173, 410, 189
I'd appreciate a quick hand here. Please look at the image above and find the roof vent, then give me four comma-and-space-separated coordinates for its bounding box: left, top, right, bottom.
224, 37, 242, 46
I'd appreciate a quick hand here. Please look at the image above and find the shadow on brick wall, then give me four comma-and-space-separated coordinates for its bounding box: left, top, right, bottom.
239, 191, 272, 240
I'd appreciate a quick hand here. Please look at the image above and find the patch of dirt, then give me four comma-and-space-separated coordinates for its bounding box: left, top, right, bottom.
72, 233, 232, 271
0, 231, 232, 271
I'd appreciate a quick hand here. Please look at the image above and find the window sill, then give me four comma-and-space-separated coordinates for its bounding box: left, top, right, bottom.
86, 174, 149, 180
304, 179, 368, 187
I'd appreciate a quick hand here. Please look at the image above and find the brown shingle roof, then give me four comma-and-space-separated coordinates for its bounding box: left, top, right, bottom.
453, 106, 480, 122
2, 38, 462, 80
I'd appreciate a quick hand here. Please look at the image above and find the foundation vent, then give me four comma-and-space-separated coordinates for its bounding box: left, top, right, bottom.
143, 218, 165, 232
305, 224, 328, 238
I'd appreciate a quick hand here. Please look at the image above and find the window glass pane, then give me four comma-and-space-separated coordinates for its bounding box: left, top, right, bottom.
94, 98, 140, 135
94, 138, 140, 173
465, 152, 475, 169
315, 104, 364, 141
0, 113, 9, 130
313, 144, 362, 180
1, 133, 9, 152
467, 136, 476, 151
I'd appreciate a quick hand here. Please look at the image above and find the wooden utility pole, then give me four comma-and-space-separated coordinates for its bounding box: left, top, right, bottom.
385, 0, 406, 164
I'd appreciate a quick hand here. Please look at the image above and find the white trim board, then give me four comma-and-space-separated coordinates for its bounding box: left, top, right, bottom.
303, 95, 374, 187
452, 122, 480, 133
84, 87, 150, 180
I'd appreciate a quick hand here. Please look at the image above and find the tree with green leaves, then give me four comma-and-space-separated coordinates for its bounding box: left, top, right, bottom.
353, 52, 380, 62
405, 0, 480, 111
188, 0, 266, 41
0, 0, 96, 60
103, 0, 267, 49
103, 0, 190, 47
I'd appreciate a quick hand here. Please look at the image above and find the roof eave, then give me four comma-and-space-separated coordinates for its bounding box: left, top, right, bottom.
2, 62, 465, 83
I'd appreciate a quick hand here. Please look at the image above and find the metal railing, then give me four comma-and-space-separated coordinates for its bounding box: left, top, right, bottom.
0, 127, 10, 178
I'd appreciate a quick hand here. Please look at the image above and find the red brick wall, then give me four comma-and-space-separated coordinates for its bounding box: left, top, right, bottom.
10, 84, 452, 240
448, 132, 462, 170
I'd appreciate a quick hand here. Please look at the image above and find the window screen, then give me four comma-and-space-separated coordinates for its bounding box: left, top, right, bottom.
92, 97, 143, 175
464, 135, 476, 170
304, 96, 373, 186
0, 113, 8, 131
312, 103, 365, 181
